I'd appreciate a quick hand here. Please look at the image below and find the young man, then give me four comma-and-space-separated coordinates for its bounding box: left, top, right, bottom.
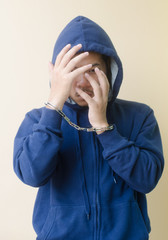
13, 16, 164, 240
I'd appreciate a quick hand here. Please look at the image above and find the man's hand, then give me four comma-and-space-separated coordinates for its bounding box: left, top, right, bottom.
47, 44, 92, 110
76, 67, 110, 133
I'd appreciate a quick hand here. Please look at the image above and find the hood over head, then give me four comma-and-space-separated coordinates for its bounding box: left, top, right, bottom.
51, 16, 123, 103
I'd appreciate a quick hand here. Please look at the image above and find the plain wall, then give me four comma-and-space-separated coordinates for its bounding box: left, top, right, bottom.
0, 0, 167, 239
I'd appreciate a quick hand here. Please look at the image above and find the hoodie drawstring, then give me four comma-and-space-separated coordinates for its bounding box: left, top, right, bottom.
73, 111, 91, 220
75, 130, 91, 220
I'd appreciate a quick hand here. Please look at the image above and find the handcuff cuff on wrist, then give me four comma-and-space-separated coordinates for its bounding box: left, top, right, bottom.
44, 101, 114, 132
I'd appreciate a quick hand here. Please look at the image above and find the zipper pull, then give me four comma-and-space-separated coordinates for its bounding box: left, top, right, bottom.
112, 171, 117, 184
86, 213, 90, 220
113, 177, 117, 184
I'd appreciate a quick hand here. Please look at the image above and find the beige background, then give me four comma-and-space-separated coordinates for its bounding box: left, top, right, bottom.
0, 0, 167, 239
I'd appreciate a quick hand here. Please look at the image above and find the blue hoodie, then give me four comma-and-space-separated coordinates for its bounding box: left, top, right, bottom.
13, 16, 164, 240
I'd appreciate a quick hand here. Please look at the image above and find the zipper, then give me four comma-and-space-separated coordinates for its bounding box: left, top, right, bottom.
96, 191, 99, 232
96, 166, 99, 240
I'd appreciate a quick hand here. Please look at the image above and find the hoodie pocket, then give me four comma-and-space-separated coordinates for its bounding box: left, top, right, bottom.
100, 201, 149, 240
37, 205, 93, 240
37, 207, 56, 240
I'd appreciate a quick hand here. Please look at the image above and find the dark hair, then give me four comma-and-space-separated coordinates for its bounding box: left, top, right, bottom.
101, 54, 112, 89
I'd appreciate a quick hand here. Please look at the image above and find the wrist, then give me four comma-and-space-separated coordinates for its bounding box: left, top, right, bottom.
96, 130, 106, 135
92, 122, 109, 129
47, 98, 64, 110
95, 124, 114, 134
91, 122, 109, 135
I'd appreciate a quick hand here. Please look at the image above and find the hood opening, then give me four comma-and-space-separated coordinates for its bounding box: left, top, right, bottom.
50, 15, 123, 103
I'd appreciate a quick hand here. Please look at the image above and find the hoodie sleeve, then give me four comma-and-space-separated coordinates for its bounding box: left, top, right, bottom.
97, 107, 164, 194
13, 107, 63, 187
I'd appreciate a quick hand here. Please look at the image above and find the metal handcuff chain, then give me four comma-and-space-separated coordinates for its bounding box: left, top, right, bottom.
44, 102, 114, 132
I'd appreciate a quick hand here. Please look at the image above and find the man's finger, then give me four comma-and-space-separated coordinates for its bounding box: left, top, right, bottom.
76, 87, 93, 105
55, 44, 71, 67
59, 44, 83, 69
95, 68, 109, 98
65, 51, 89, 73
70, 64, 92, 79
84, 73, 102, 100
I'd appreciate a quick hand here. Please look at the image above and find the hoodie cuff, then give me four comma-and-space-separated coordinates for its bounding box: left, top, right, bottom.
39, 107, 62, 130
96, 124, 125, 149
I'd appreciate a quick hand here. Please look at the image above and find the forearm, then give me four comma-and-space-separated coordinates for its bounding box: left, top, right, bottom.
13, 107, 63, 187
97, 124, 164, 193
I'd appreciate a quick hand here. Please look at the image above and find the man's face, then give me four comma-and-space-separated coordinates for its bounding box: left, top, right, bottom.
69, 52, 107, 106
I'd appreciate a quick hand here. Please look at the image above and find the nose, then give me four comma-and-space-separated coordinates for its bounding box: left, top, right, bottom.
76, 73, 91, 88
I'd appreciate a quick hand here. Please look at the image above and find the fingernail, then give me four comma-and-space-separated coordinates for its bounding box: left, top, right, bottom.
77, 43, 82, 47
85, 73, 89, 77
